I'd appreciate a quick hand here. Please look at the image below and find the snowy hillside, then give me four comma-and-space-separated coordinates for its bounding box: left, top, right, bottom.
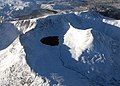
0, 0, 88, 20
0, 1, 120, 86
26, 13, 120, 86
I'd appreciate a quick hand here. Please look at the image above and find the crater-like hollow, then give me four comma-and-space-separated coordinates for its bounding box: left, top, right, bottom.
40, 36, 59, 46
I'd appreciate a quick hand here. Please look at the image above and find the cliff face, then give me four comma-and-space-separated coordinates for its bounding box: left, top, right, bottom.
11, 19, 37, 34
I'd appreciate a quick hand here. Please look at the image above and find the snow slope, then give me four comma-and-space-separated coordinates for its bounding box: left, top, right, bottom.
0, 22, 50, 86
64, 24, 93, 61
0, 0, 87, 20
19, 15, 89, 86
0, 10, 120, 86
0, 23, 19, 50
11, 18, 37, 34
19, 12, 120, 86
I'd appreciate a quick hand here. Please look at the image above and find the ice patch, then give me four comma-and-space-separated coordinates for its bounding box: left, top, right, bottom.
63, 24, 93, 61
103, 19, 120, 28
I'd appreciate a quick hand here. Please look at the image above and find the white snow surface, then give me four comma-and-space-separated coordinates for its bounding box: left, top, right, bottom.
41, 4, 53, 10
64, 24, 93, 61
103, 19, 120, 28
0, 37, 24, 71
0, 36, 50, 86
11, 19, 37, 34
1, 11, 120, 86
0, 0, 29, 11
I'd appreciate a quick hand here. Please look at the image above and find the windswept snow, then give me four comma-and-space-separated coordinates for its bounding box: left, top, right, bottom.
0, 24, 50, 85
11, 18, 37, 34
41, 4, 53, 10
103, 19, 120, 28
0, 0, 29, 10
64, 24, 93, 61
1, 8, 120, 86
17, 12, 120, 86
0, 37, 25, 71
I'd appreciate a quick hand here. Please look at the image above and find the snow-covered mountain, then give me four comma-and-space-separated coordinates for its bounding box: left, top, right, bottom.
0, 0, 120, 85
0, 10, 120, 86
0, 0, 88, 20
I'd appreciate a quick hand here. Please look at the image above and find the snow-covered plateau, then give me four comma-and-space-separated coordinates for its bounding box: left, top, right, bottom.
0, 2, 120, 86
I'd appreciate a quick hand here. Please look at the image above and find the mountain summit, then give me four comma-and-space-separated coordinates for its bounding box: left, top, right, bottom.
0, 1, 120, 86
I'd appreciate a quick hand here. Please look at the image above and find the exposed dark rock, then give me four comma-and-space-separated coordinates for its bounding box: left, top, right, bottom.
40, 36, 59, 46
96, 5, 120, 20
